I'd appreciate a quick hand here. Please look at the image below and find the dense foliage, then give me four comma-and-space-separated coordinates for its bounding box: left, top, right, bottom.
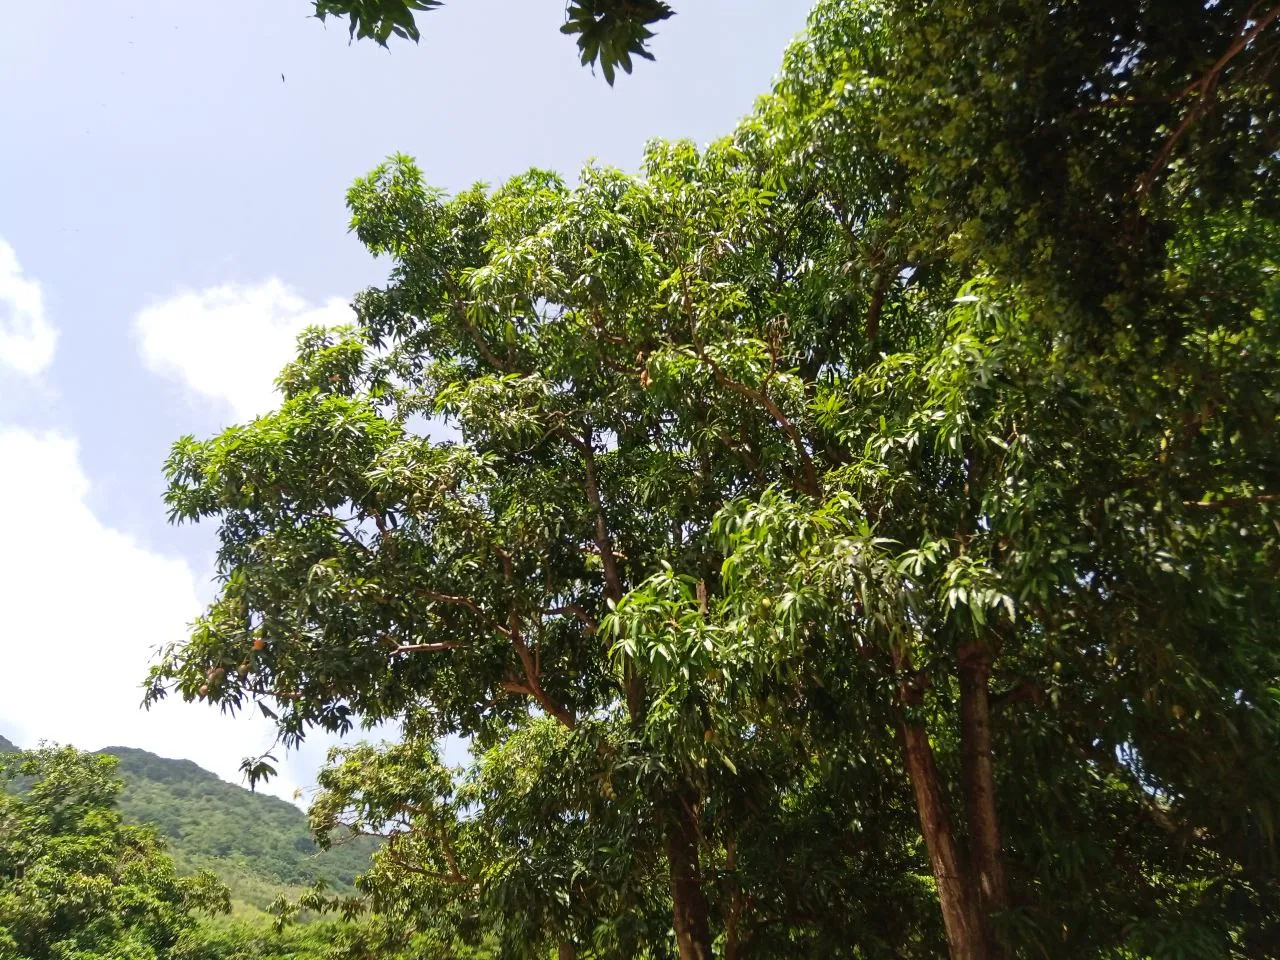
147, 1, 1280, 959
171, 917, 494, 960
0, 746, 229, 960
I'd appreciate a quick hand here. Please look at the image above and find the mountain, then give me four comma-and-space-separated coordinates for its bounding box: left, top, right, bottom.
1, 733, 377, 916
106, 747, 379, 909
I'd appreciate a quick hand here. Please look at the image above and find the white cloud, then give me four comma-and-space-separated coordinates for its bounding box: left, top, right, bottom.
0, 237, 56, 377
0, 426, 315, 803
134, 279, 353, 420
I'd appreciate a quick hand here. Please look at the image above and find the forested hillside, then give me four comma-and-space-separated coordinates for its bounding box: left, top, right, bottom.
107, 747, 377, 902
0, 733, 377, 915
0, 743, 442, 960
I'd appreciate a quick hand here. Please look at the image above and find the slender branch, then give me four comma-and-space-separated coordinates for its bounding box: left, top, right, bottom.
1183, 493, 1279, 508
1070, 93, 1179, 116
686, 345, 821, 499
1075, 743, 1183, 836
579, 429, 624, 604
390, 641, 460, 656
990, 678, 1044, 709
1139, 5, 1280, 194
308, 511, 371, 553
670, 254, 820, 497
451, 294, 513, 372
437, 827, 464, 881
418, 590, 511, 638
545, 604, 599, 634
1179, 4, 1280, 100
866, 263, 893, 347
576, 426, 646, 720
712, 425, 762, 478
416, 584, 576, 723
383, 852, 472, 886
724, 838, 742, 960
510, 631, 576, 729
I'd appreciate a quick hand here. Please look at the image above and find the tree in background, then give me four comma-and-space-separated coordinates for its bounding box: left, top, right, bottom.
147, 0, 1280, 958
0, 746, 229, 960
147, 141, 844, 958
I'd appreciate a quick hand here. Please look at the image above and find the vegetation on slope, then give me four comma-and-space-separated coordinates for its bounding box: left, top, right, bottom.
105, 747, 377, 907
0, 745, 229, 960
0, 743, 477, 960
0, 735, 377, 916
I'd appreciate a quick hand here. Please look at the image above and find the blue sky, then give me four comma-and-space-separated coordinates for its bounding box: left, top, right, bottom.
0, 0, 812, 802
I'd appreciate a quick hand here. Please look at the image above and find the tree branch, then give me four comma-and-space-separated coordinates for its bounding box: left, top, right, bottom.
510, 631, 576, 729
383, 851, 472, 886
1075, 743, 1183, 836
1139, 5, 1280, 194
686, 344, 821, 499
1183, 493, 1278, 508
545, 604, 599, 634
579, 428, 625, 604
418, 590, 511, 638
389, 641, 460, 656
865, 263, 893, 347
990, 678, 1044, 709
452, 295, 513, 373
437, 827, 464, 882
308, 511, 371, 553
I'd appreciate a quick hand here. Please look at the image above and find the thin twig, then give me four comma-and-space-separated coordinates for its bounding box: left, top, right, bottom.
418, 590, 511, 638
545, 604, 599, 634
390, 641, 460, 655
1183, 493, 1279, 508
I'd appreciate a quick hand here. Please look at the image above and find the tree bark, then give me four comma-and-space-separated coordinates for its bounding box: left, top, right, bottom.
900, 716, 987, 960
958, 644, 1008, 954
579, 427, 647, 723
664, 790, 714, 960
557, 942, 576, 960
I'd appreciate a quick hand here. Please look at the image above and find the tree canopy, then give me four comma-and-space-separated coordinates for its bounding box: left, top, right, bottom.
148, 1, 1280, 958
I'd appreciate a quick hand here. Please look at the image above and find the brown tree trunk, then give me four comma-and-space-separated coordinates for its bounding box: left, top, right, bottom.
557, 942, 576, 960
900, 717, 987, 960
958, 644, 1008, 954
664, 790, 714, 960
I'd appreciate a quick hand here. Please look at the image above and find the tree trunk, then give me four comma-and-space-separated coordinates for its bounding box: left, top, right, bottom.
664, 790, 714, 960
557, 942, 576, 960
900, 717, 987, 960
958, 644, 1008, 954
